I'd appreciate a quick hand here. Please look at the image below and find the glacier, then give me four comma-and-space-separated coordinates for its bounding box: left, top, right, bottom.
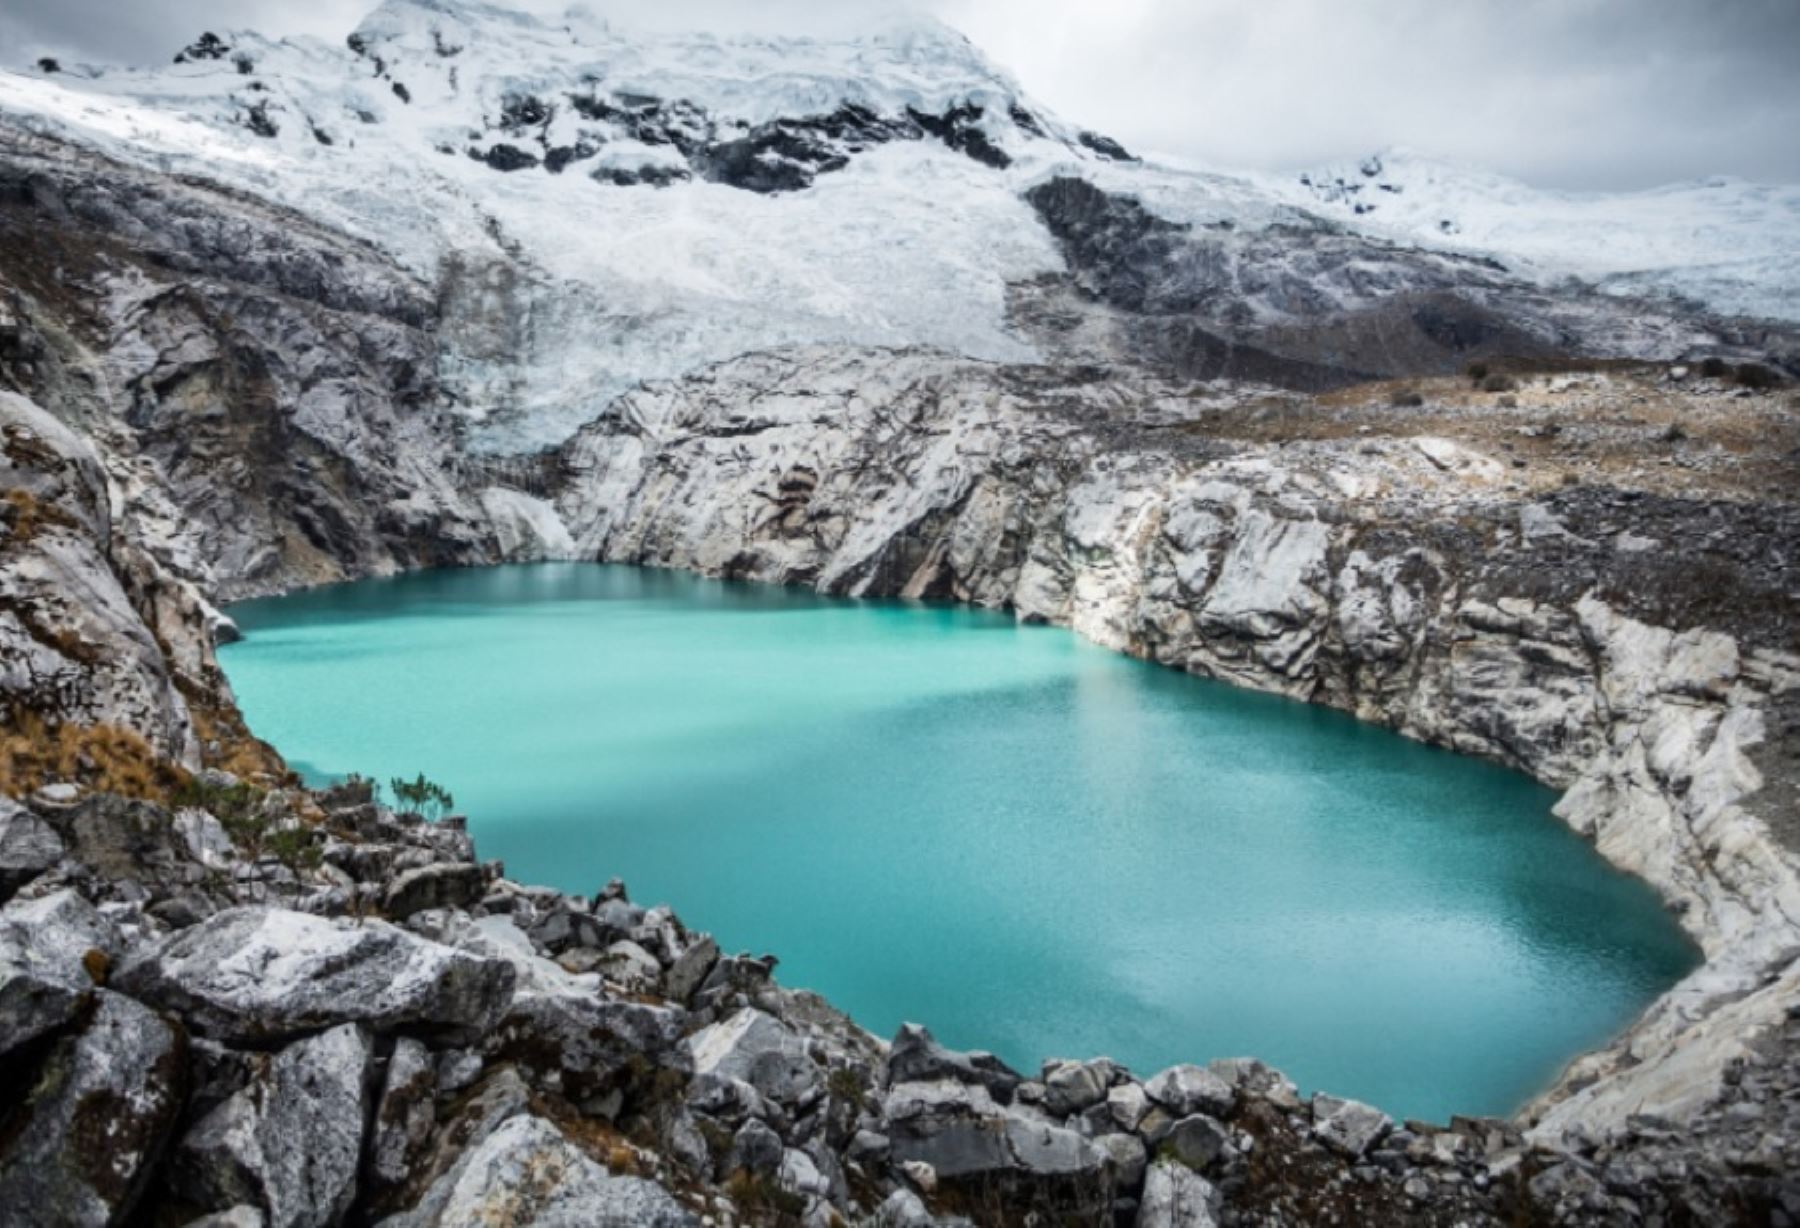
1, 0, 1794, 455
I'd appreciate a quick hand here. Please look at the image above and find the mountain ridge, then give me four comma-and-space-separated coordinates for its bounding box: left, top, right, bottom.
3, 0, 1796, 450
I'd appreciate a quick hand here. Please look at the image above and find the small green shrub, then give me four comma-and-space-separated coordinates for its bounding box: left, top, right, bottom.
390, 772, 455, 821
1699, 356, 1729, 379
1481, 373, 1518, 393
1388, 388, 1424, 408
1466, 361, 1490, 384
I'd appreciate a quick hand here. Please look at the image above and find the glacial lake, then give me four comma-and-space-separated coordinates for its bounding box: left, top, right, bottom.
219, 563, 1698, 1122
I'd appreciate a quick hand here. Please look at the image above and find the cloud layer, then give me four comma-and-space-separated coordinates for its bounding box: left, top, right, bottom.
7, 0, 1797, 189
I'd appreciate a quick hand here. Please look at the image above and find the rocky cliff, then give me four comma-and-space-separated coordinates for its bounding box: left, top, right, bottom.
550, 345, 1800, 1141
2, 8, 1799, 1221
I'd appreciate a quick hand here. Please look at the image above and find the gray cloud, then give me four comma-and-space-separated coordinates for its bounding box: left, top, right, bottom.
6, 0, 1798, 189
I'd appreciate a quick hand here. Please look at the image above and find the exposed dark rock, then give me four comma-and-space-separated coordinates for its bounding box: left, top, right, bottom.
0, 798, 63, 902
907, 102, 1010, 168
175, 33, 232, 64
170, 1023, 371, 1227
1078, 129, 1136, 162
469, 143, 538, 172
0, 990, 185, 1225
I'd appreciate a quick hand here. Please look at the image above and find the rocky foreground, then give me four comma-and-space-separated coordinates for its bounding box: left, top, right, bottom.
4, 112, 1800, 1225
2, 776, 1795, 1228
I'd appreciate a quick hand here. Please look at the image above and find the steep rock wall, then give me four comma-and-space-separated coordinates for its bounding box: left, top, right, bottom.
554, 346, 1800, 1136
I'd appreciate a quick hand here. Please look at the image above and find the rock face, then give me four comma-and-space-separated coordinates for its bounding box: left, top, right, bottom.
1017, 176, 1757, 389
0, 710, 1784, 1225
555, 344, 1800, 1139
1, 13, 1797, 1222
173, 1024, 371, 1227
380, 1114, 694, 1228
115, 907, 516, 1043
0, 989, 184, 1226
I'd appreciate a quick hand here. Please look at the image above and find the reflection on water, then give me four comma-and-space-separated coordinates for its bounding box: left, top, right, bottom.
221, 563, 1698, 1121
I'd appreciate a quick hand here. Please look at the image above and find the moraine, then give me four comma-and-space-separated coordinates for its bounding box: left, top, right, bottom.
218, 562, 1698, 1123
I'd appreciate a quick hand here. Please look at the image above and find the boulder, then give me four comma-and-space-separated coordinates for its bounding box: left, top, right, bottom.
600, 939, 662, 992
1310, 1093, 1393, 1159
1145, 1064, 1236, 1118
885, 1080, 1013, 1178
1041, 1057, 1118, 1115
686, 1008, 821, 1107
877, 1187, 935, 1225
0, 888, 118, 1057
1098, 1131, 1148, 1188
0, 990, 184, 1225
0, 799, 64, 901
383, 862, 487, 920
885, 1079, 1106, 1182
728, 1119, 783, 1175
114, 907, 515, 1042
496, 992, 686, 1111
378, 1114, 695, 1227
664, 934, 719, 1005
1003, 1113, 1108, 1177
887, 1022, 1022, 1098
1206, 1058, 1298, 1109
1107, 1081, 1152, 1131
1162, 1114, 1230, 1171
1137, 1160, 1222, 1227
171, 1024, 371, 1228
369, 1037, 436, 1194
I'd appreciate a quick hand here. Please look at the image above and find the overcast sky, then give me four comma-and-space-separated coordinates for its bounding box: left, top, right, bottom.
6, 0, 1798, 190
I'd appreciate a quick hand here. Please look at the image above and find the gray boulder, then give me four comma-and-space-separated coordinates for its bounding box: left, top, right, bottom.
0, 888, 117, 1057
383, 862, 487, 920
369, 1037, 437, 1194
1145, 1064, 1236, 1118
1041, 1057, 1118, 1115
887, 1022, 1022, 1098
0, 799, 64, 901
1162, 1114, 1230, 1171
378, 1113, 695, 1227
1098, 1131, 1148, 1188
1207, 1058, 1299, 1109
1107, 1081, 1152, 1131
729, 1118, 784, 1175
114, 907, 515, 1042
885, 1080, 1106, 1182
0, 990, 184, 1226
1310, 1092, 1393, 1159
664, 934, 718, 1005
496, 992, 686, 1112
1137, 1160, 1222, 1227
171, 1023, 371, 1228
686, 1007, 821, 1107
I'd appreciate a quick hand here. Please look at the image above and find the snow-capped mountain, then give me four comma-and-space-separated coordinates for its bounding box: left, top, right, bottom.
1285, 148, 1800, 323
1, 0, 1795, 450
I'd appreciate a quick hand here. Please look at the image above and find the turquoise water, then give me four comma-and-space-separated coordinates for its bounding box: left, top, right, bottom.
220, 563, 1698, 1122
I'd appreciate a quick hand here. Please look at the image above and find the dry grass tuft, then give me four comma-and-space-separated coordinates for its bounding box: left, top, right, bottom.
0, 708, 187, 800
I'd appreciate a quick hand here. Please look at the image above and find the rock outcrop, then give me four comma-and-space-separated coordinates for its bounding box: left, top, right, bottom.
554, 345, 1800, 1139
0, 778, 1793, 1223
1, 37, 1798, 1223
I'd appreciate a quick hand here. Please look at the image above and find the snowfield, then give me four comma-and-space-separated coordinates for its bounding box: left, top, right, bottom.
2, 0, 1795, 449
